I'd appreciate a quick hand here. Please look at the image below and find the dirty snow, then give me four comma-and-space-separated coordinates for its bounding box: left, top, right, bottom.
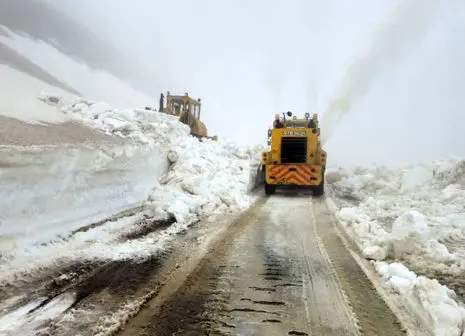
327, 158, 465, 335
0, 293, 76, 336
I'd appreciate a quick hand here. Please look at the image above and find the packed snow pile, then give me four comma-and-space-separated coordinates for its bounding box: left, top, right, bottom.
375, 262, 465, 336
327, 158, 465, 335
150, 139, 262, 224
328, 158, 465, 266
38, 92, 263, 224
0, 92, 263, 285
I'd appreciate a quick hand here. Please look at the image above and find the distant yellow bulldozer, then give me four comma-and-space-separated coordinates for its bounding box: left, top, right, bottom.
158, 92, 218, 141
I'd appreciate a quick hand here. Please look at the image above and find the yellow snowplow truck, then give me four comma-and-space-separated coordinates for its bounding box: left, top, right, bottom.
261, 111, 327, 196
158, 92, 218, 141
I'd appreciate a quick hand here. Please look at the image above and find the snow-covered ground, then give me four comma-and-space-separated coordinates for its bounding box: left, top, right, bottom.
0, 27, 154, 110
327, 160, 465, 336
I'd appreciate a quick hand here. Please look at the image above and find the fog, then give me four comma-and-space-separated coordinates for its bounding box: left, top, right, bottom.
35, 1, 465, 165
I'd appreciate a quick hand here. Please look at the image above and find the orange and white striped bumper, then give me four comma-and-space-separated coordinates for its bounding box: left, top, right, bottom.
265, 164, 323, 186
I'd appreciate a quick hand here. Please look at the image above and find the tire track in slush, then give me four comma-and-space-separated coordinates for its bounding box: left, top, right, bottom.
119, 194, 405, 335
0, 207, 173, 317
117, 198, 269, 336
0, 205, 183, 336
312, 198, 406, 336
261, 195, 359, 336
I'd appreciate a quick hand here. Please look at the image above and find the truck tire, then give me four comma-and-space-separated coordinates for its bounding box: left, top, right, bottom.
264, 183, 276, 195
313, 175, 325, 197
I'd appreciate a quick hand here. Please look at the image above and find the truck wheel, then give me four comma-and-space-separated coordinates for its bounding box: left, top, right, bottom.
313, 176, 325, 197
265, 183, 276, 195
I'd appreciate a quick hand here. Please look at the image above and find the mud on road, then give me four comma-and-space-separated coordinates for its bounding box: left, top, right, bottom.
0, 209, 192, 336
119, 194, 407, 336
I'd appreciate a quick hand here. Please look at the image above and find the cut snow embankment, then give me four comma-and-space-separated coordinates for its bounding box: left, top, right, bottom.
0, 92, 263, 285
326, 159, 465, 336
0, 143, 165, 250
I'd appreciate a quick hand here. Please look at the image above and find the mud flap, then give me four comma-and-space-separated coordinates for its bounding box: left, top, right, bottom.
313, 170, 325, 197
264, 182, 276, 195
251, 163, 265, 190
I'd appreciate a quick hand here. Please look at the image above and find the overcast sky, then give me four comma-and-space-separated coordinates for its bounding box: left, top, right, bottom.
52, 0, 465, 167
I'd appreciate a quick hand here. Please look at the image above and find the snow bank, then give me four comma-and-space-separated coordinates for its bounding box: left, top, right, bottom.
375, 262, 465, 336
0, 93, 262, 280
328, 158, 465, 335
38, 93, 262, 222
0, 143, 166, 254
330, 158, 465, 267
